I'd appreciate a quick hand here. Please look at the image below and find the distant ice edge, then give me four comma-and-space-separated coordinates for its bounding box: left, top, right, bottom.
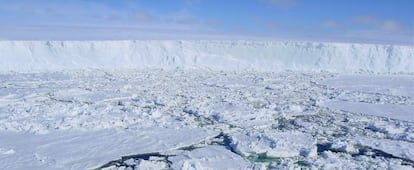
0, 40, 413, 73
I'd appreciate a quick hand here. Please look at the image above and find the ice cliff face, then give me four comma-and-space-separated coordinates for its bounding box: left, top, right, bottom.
0, 40, 413, 73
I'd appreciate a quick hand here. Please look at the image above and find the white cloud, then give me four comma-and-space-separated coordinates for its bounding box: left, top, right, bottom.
353, 15, 380, 25
185, 0, 201, 6
352, 16, 402, 32
130, 12, 154, 23
165, 10, 199, 25
265, 22, 279, 30
321, 20, 339, 28
205, 19, 223, 26
258, 0, 297, 8
382, 20, 401, 31
264, 17, 413, 44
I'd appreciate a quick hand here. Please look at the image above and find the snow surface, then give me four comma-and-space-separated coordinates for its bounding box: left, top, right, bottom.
231, 131, 317, 158
0, 40, 413, 73
323, 75, 414, 98
323, 101, 414, 122
1, 70, 413, 169
321, 75, 414, 122
1, 40, 414, 169
169, 145, 252, 170
0, 128, 215, 170
354, 136, 414, 161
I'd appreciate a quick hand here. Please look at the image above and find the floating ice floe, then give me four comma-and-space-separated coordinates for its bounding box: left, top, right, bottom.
0, 128, 216, 170
322, 75, 414, 98
353, 136, 414, 161
231, 131, 317, 158
322, 101, 414, 122
170, 145, 252, 170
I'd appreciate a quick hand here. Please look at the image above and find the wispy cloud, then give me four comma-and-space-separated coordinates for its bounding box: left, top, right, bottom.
325, 17, 411, 44
265, 22, 279, 30
319, 16, 409, 33
205, 19, 223, 26
0, 0, 212, 32
130, 11, 155, 23
184, 0, 201, 6
0, 0, 220, 40
258, 0, 298, 8
262, 16, 413, 44
353, 15, 379, 25
0, 0, 411, 44
352, 15, 403, 32
381, 20, 401, 32
166, 10, 199, 25
321, 20, 339, 28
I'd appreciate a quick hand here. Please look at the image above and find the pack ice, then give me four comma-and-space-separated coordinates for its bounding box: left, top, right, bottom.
0, 40, 413, 169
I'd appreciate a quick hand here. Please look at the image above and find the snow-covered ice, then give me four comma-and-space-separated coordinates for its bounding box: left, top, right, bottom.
354, 136, 414, 161
169, 145, 252, 170
323, 75, 414, 98
0, 40, 413, 73
0, 128, 215, 170
321, 75, 414, 122
231, 131, 317, 158
0, 70, 412, 169
0, 40, 413, 169
322, 101, 414, 122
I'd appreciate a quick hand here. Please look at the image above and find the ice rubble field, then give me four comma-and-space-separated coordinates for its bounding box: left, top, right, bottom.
0, 40, 413, 169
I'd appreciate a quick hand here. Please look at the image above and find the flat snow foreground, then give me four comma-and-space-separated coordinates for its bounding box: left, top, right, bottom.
0, 69, 413, 170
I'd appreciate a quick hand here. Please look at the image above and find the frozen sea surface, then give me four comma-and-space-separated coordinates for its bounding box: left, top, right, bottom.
322, 101, 414, 122
322, 75, 414, 98
0, 128, 215, 170
321, 75, 414, 122
0, 70, 413, 169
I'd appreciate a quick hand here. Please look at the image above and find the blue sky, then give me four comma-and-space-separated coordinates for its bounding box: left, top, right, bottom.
0, 0, 413, 44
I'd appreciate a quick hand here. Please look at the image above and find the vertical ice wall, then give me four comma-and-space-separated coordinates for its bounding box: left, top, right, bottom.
0, 40, 413, 73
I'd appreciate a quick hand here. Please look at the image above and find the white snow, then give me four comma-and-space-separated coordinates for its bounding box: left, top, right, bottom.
321, 75, 414, 122
0, 128, 215, 170
0, 148, 15, 155
231, 131, 317, 158
133, 160, 169, 170
0, 40, 413, 73
322, 101, 414, 122
323, 75, 414, 98
1, 45, 414, 169
309, 151, 411, 170
354, 136, 414, 161
170, 145, 252, 170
